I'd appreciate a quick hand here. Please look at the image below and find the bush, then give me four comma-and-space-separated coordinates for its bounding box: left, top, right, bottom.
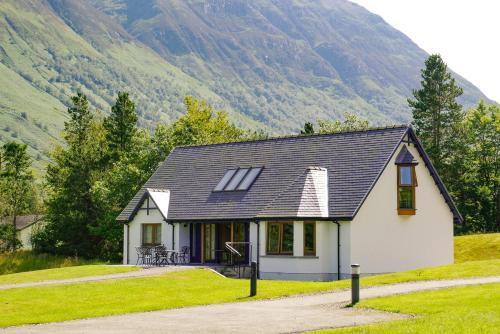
0, 224, 22, 252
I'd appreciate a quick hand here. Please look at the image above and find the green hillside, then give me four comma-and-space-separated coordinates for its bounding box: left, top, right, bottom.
455, 233, 500, 263
0, 0, 253, 171
0, 0, 490, 170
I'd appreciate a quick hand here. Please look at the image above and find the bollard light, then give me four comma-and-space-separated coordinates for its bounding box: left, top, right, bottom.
351, 264, 361, 275
351, 264, 360, 305
250, 261, 257, 297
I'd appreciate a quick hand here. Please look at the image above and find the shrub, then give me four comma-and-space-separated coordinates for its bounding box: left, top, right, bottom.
0, 224, 22, 253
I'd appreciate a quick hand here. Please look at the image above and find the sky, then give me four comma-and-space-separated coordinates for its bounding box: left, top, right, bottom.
350, 0, 499, 102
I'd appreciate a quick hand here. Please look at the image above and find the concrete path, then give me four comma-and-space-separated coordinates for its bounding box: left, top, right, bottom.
3, 275, 499, 334
0, 266, 195, 291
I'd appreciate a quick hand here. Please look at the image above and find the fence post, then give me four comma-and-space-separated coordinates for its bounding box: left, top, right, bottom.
250, 261, 257, 296
351, 264, 360, 305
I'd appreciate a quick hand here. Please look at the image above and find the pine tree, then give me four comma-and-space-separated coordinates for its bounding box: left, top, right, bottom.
103, 92, 137, 158
300, 122, 315, 135
0, 141, 35, 250
42, 93, 107, 257
408, 54, 464, 173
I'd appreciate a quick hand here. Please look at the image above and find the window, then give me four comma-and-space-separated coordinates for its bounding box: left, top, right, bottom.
237, 167, 262, 190
304, 222, 316, 256
267, 222, 294, 255
142, 224, 161, 246
224, 168, 249, 190
213, 167, 263, 192
214, 169, 237, 191
397, 165, 417, 215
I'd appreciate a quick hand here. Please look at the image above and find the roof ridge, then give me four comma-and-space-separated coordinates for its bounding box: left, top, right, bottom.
176, 124, 410, 150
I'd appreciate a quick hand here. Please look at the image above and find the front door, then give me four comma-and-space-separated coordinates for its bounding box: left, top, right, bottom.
217, 223, 232, 264
233, 222, 248, 263
194, 223, 250, 264
203, 223, 216, 262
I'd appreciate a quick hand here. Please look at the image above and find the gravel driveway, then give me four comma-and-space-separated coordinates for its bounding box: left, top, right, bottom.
3, 275, 498, 334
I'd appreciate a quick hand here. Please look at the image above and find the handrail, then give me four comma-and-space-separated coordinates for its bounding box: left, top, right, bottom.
225, 242, 242, 258
224, 241, 253, 278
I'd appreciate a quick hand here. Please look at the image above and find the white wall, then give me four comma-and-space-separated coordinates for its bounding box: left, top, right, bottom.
176, 223, 190, 251
123, 200, 172, 264
350, 142, 454, 274
258, 220, 349, 281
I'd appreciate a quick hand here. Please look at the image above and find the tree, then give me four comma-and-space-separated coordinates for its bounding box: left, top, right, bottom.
37, 93, 252, 260
408, 54, 464, 173
41, 93, 108, 257
300, 122, 315, 135
171, 96, 244, 146
317, 112, 369, 133
103, 92, 138, 158
0, 141, 35, 250
456, 101, 500, 232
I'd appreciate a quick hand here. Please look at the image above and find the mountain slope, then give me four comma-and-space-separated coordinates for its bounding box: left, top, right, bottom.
0, 0, 249, 171
0, 0, 490, 171
92, 0, 488, 127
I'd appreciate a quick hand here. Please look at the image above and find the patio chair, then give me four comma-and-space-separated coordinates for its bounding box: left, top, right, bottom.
154, 245, 169, 266
178, 246, 190, 264
136, 246, 153, 266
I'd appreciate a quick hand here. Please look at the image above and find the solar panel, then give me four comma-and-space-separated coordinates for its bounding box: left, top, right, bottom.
224, 168, 249, 191
237, 167, 262, 190
213, 169, 236, 191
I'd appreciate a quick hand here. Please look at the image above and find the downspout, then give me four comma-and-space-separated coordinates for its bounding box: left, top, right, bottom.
126, 223, 130, 264
332, 221, 341, 280
256, 221, 260, 279
251, 221, 260, 278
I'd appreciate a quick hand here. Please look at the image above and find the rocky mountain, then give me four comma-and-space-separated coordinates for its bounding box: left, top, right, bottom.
0, 0, 489, 170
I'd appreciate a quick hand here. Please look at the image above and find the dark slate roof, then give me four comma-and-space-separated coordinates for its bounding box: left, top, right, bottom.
395, 145, 418, 164
257, 167, 328, 218
119, 126, 414, 222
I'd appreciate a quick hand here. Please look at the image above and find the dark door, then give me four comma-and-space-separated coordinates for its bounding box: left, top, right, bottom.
190, 224, 202, 263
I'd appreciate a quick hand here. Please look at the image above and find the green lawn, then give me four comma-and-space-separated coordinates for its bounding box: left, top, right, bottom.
0, 251, 102, 275
455, 233, 500, 263
1, 259, 499, 328
0, 265, 138, 285
315, 282, 500, 334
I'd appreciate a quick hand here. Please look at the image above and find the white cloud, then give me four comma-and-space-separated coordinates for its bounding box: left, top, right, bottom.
350, 0, 499, 103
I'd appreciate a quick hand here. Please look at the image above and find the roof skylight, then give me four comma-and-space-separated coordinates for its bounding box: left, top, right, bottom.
224, 168, 250, 191
214, 169, 237, 191
213, 167, 263, 192
237, 167, 262, 190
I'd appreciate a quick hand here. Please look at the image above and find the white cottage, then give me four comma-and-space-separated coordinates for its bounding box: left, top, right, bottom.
117, 125, 460, 280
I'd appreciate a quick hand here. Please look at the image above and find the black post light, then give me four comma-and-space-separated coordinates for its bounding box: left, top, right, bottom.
351, 264, 360, 305
250, 261, 257, 296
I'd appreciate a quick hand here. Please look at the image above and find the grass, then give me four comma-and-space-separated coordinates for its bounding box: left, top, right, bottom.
0, 259, 499, 328
455, 233, 500, 263
0, 265, 138, 285
0, 251, 102, 275
315, 283, 500, 334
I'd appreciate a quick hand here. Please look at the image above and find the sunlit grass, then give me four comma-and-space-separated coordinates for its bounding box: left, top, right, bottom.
1, 259, 499, 328
0, 251, 101, 275
0, 265, 138, 285
454, 233, 500, 263
314, 283, 500, 334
